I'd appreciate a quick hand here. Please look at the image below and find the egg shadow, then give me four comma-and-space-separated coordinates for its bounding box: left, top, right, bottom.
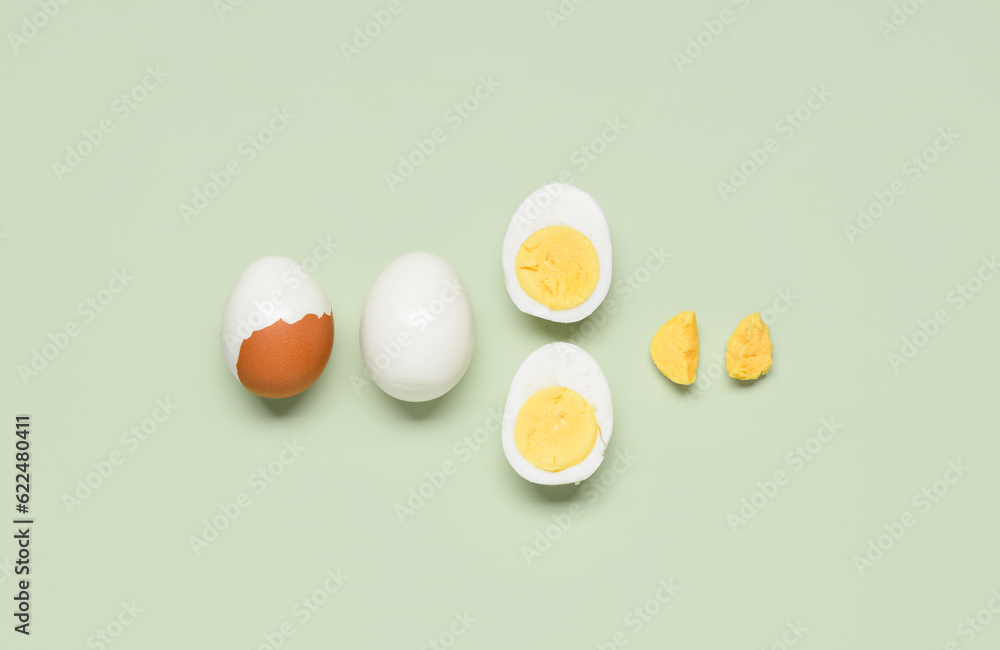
248, 369, 334, 418
657, 373, 693, 398
223, 366, 309, 418
385, 344, 482, 421
393, 395, 447, 420
529, 482, 582, 503
517, 310, 574, 342
385, 369, 467, 421
257, 390, 306, 416
505, 466, 583, 504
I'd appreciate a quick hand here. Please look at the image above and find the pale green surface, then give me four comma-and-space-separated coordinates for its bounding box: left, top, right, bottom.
2, 0, 1000, 647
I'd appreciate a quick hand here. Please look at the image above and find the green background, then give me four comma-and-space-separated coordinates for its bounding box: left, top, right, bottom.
2, 0, 999, 647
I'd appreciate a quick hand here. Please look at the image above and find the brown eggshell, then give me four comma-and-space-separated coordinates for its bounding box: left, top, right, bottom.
236, 313, 334, 398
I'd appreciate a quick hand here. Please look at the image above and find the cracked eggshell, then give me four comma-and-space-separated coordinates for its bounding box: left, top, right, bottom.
221, 256, 334, 399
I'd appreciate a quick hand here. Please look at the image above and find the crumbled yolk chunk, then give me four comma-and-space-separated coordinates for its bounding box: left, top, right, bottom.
514, 386, 599, 472
650, 311, 699, 385
726, 312, 773, 380
516, 226, 599, 310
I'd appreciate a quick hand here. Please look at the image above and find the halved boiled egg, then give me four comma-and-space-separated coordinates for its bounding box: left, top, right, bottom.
502, 342, 613, 485
502, 183, 612, 323
221, 256, 334, 399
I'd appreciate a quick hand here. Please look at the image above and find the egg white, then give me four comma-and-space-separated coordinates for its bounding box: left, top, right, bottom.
359, 251, 476, 403
502, 183, 612, 323
502, 342, 614, 485
220, 256, 332, 379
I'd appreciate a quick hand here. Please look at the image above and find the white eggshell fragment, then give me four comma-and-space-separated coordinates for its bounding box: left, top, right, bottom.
502, 183, 613, 323
502, 342, 614, 485
360, 252, 476, 402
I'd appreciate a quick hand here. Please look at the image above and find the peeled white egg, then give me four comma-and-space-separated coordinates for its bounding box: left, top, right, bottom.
502, 342, 613, 485
359, 252, 475, 402
502, 183, 612, 323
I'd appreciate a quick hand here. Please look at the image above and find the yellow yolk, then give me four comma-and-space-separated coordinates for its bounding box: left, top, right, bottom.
515, 226, 599, 310
726, 312, 773, 380
514, 386, 599, 472
650, 311, 699, 385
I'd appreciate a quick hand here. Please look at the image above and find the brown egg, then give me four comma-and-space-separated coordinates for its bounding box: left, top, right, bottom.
221, 257, 334, 398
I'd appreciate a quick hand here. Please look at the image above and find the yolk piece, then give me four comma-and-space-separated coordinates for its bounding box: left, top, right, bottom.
515, 226, 599, 310
514, 386, 600, 472
237, 313, 334, 398
726, 312, 773, 380
650, 311, 699, 385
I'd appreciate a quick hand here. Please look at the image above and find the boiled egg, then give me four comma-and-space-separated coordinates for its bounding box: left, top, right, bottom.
726, 312, 773, 380
359, 252, 475, 402
650, 311, 699, 385
502, 342, 613, 485
502, 183, 612, 323
221, 256, 334, 399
